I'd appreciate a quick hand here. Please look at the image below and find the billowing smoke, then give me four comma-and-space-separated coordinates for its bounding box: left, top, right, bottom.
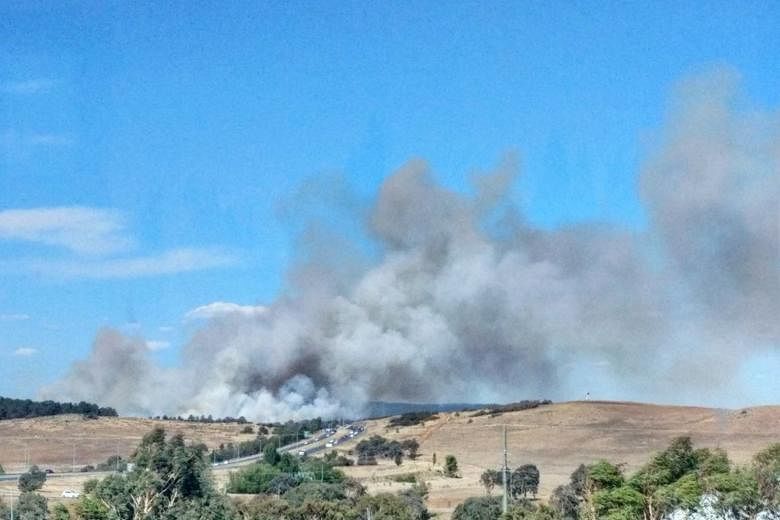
42, 70, 778, 421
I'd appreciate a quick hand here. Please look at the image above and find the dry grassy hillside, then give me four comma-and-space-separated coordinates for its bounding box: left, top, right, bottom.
0, 414, 255, 473
337, 401, 780, 518
1, 402, 777, 518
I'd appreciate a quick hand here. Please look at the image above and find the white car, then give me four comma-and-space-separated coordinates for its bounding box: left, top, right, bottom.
62, 490, 80, 499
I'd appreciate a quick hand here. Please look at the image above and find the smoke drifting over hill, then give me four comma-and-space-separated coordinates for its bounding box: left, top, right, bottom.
43, 70, 779, 421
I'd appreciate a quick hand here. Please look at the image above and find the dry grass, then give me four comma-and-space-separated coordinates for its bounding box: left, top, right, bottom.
337, 401, 780, 519
1, 402, 778, 519
0, 414, 255, 473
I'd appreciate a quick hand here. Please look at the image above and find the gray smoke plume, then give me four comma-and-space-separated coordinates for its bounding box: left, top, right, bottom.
42, 70, 779, 421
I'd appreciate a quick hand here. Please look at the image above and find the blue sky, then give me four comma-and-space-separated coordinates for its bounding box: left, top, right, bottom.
1, 1, 778, 401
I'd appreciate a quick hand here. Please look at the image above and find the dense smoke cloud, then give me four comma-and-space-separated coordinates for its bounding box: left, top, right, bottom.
42, 70, 779, 421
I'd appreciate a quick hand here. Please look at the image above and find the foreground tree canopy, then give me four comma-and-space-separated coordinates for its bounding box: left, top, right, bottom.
464, 437, 780, 520
26, 426, 431, 520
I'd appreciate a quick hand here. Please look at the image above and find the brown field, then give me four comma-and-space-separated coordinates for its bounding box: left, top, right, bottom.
0, 414, 255, 473
1, 402, 778, 518
336, 401, 780, 518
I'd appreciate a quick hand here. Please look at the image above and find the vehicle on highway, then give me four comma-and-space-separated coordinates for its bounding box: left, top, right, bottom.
62, 490, 80, 498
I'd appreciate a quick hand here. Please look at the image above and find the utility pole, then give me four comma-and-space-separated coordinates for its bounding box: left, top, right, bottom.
502, 425, 509, 515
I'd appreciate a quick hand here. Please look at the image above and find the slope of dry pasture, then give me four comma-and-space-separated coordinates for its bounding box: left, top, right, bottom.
0, 414, 256, 473
1, 402, 778, 518
337, 401, 780, 518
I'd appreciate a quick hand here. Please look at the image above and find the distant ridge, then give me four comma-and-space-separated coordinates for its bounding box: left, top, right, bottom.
363, 401, 488, 418
362, 399, 553, 419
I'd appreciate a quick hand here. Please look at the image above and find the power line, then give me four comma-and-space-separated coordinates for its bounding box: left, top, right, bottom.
502, 424, 509, 515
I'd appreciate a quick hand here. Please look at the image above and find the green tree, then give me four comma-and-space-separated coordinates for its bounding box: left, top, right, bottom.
452, 496, 502, 520
593, 485, 645, 520
227, 463, 281, 494
549, 484, 579, 519
444, 455, 459, 477
511, 464, 540, 499
359, 492, 421, 520
262, 443, 280, 466
15, 492, 48, 520
74, 495, 109, 520
581, 461, 624, 520
51, 503, 71, 520
480, 469, 502, 495
708, 467, 763, 519
18, 465, 47, 492
82, 427, 234, 520
753, 443, 780, 506
401, 439, 420, 460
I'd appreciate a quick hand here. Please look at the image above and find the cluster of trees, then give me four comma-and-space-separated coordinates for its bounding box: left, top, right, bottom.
456, 437, 780, 520
19, 465, 47, 492
151, 414, 249, 424
225, 443, 431, 519
227, 445, 344, 494
80, 455, 129, 473
270, 418, 339, 440
0, 427, 431, 520
323, 450, 355, 467
0, 492, 57, 520
480, 464, 540, 498
0, 396, 117, 420
549, 437, 780, 520
355, 435, 419, 465
453, 496, 558, 520
72, 427, 234, 520
388, 412, 439, 428
234, 481, 430, 520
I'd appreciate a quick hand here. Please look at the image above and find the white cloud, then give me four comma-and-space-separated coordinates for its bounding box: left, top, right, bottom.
7, 247, 239, 279
0, 130, 74, 160
13, 347, 38, 357
1, 79, 55, 95
0, 313, 30, 322
185, 301, 267, 321
146, 340, 171, 351
0, 206, 240, 280
0, 207, 132, 255
27, 133, 74, 146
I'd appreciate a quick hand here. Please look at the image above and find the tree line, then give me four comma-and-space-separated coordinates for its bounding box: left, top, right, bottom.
150, 414, 249, 424
0, 396, 117, 420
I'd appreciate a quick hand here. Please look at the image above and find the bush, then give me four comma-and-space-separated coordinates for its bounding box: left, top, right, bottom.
18, 465, 46, 492
16, 492, 48, 519
391, 473, 419, 483
444, 455, 459, 477
227, 463, 281, 494
52, 502, 71, 519
452, 496, 503, 520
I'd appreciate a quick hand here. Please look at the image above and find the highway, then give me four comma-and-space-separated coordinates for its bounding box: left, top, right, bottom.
0, 423, 365, 480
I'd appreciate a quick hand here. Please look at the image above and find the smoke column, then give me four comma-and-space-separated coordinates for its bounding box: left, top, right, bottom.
43, 70, 779, 421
